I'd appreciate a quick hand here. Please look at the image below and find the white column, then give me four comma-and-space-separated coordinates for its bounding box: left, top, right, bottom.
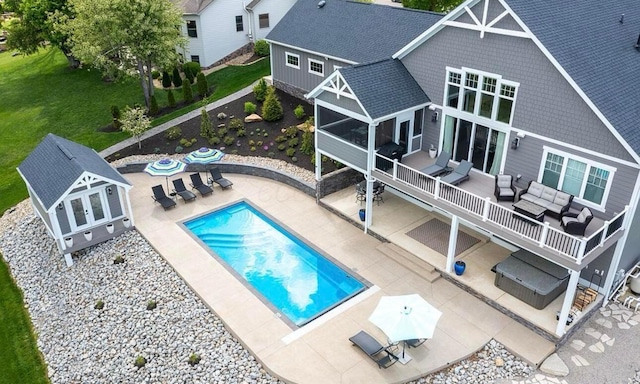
125, 189, 135, 227
556, 269, 580, 337
602, 205, 632, 304
446, 215, 459, 273
314, 102, 321, 181
364, 122, 376, 232
64, 253, 73, 267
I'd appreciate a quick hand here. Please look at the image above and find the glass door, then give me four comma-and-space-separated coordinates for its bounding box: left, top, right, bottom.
446, 117, 507, 175
69, 197, 89, 230
66, 190, 109, 231
398, 120, 410, 154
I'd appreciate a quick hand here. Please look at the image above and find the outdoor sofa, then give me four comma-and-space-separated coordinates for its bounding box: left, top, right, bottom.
518, 181, 573, 219
494, 249, 570, 309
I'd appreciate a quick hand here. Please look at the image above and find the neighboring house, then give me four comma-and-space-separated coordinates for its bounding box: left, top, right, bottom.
17, 134, 135, 266
177, 0, 297, 68
269, 0, 640, 339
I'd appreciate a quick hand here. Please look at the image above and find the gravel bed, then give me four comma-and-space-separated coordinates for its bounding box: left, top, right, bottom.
0, 155, 534, 383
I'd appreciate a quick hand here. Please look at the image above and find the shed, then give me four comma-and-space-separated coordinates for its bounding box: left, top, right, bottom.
17, 133, 134, 266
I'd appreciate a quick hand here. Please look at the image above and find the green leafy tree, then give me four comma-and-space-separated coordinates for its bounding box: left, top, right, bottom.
200, 108, 213, 138
167, 89, 176, 107
196, 72, 208, 98
183, 61, 200, 83
261, 86, 283, 122
162, 71, 172, 88
120, 107, 151, 149
60, 0, 186, 109
182, 78, 193, 103
172, 67, 182, 88
401, 0, 463, 12
253, 78, 268, 102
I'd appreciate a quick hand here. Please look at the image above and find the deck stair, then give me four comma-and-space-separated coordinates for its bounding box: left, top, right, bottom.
377, 243, 441, 283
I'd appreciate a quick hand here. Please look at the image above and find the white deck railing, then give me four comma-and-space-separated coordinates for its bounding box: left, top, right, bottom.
375, 154, 627, 263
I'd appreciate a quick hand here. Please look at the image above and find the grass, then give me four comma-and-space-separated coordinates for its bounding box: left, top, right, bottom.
0, 256, 49, 384
0, 47, 270, 384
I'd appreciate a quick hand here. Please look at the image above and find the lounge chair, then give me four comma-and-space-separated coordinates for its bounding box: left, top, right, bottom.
208, 167, 233, 189
172, 178, 197, 202
151, 185, 176, 210
189, 173, 213, 196
420, 151, 451, 177
440, 160, 473, 186
406, 338, 427, 348
349, 330, 398, 369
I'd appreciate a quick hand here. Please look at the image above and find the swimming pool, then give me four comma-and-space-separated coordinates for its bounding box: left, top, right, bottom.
183, 201, 366, 326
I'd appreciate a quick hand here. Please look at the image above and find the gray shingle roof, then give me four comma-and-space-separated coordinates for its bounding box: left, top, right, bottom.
505, 0, 640, 156
340, 59, 430, 120
266, 0, 443, 63
173, 0, 214, 15
18, 134, 130, 211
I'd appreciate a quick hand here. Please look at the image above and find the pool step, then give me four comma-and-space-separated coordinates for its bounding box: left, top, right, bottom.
377, 243, 441, 283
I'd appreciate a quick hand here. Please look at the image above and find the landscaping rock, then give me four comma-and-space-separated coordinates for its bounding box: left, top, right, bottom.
245, 114, 263, 123
540, 353, 570, 377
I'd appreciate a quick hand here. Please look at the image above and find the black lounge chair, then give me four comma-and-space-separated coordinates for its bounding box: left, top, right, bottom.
406, 338, 427, 348
441, 160, 473, 186
349, 330, 398, 369
208, 167, 233, 189
172, 178, 197, 202
189, 173, 213, 196
151, 185, 176, 210
420, 150, 451, 177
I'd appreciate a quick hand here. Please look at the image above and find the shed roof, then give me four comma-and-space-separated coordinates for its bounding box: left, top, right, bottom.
266, 0, 443, 64
18, 134, 130, 211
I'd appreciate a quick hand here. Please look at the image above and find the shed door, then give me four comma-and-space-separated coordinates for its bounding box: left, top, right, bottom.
66, 191, 108, 231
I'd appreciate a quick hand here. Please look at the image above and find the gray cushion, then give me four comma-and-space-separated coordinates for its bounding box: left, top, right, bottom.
541, 187, 557, 202
499, 188, 515, 196
577, 209, 590, 222
532, 197, 552, 208
527, 182, 544, 197
553, 192, 571, 206
520, 194, 536, 203
547, 203, 564, 214
497, 176, 512, 188
562, 216, 578, 226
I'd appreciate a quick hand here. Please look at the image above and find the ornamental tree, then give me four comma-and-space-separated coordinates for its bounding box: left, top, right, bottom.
120, 107, 151, 149
59, 0, 186, 109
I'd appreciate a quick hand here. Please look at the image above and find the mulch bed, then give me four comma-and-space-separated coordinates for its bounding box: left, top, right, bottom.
106, 89, 339, 174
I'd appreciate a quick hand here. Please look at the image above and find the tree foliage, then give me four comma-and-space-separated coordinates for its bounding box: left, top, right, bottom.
261, 86, 283, 122
401, 0, 463, 12
172, 67, 182, 88
120, 106, 151, 149
182, 78, 193, 103
200, 108, 212, 138
253, 78, 268, 102
196, 72, 208, 98
60, 0, 186, 108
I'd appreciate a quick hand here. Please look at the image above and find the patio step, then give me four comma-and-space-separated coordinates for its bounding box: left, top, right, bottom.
377, 243, 441, 283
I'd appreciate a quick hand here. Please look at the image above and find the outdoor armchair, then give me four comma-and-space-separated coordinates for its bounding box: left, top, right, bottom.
189, 173, 213, 196
494, 174, 517, 202
151, 185, 176, 210
561, 207, 593, 236
208, 167, 233, 189
172, 178, 197, 202
420, 151, 451, 177
441, 160, 473, 186
349, 330, 399, 369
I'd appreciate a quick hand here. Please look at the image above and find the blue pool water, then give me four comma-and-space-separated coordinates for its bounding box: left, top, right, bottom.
184, 201, 365, 326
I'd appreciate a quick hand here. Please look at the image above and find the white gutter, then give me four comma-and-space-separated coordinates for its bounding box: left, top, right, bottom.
243, 2, 254, 42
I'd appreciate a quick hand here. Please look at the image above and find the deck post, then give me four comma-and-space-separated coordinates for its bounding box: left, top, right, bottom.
434, 177, 441, 201
538, 222, 550, 247
556, 269, 580, 337
599, 221, 609, 247
482, 197, 491, 221
392, 160, 398, 181
446, 215, 459, 273
64, 252, 73, 267
365, 179, 374, 229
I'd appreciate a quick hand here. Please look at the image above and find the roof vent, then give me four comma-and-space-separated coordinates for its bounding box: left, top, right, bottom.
620, 14, 624, 24
318, 0, 326, 8
57, 144, 75, 160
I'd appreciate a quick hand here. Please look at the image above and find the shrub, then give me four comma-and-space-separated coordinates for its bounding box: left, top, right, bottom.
263, 132, 269, 137
175, 145, 184, 153
236, 129, 246, 137
172, 67, 182, 87
146, 300, 157, 310
179, 138, 196, 148
134, 356, 147, 368
188, 353, 201, 366
113, 255, 125, 264
149, 95, 159, 115
110, 105, 122, 129
291, 156, 298, 162
151, 70, 161, 79
196, 72, 208, 98
275, 135, 287, 143
301, 131, 314, 155
208, 136, 220, 145
268, 152, 275, 158
228, 118, 243, 131
250, 146, 256, 152
305, 115, 315, 128
244, 101, 257, 114
284, 126, 298, 138
256, 140, 263, 146
217, 127, 228, 137
94, 300, 104, 310
224, 136, 235, 146
288, 138, 299, 147
254, 39, 270, 56
182, 78, 193, 103
165, 126, 182, 140
253, 78, 268, 102
167, 89, 176, 107
248, 139, 256, 146
294, 105, 305, 119
278, 144, 286, 151
162, 71, 172, 88
183, 62, 201, 83
154, 147, 160, 153
286, 148, 296, 157
200, 108, 213, 138
217, 112, 227, 120
261, 87, 283, 121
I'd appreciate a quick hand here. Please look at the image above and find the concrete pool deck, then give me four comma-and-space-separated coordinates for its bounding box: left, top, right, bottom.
126, 171, 555, 383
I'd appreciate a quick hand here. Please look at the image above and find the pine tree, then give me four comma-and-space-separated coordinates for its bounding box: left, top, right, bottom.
200, 108, 213, 138
167, 89, 176, 107
253, 78, 268, 102
182, 78, 193, 103
162, 71, 172, 88
196, 72, 209, 98
149, 95, 159, 115
172, 67, 182, 87
261, 86, 283, 122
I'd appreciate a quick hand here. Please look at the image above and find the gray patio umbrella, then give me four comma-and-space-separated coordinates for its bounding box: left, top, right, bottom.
144, 158, 187, 191
368, 294, 442, 359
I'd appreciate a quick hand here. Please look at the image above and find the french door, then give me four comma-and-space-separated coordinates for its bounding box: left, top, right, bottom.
443, 116, 506, 175
66, 190, 109, 231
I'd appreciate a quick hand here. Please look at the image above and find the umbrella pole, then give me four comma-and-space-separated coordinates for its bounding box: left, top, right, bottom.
402, 342, 405, 359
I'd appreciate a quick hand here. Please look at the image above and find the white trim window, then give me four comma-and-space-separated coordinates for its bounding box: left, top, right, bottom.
444, 67, 519, 126
308, 58, 324, 77
285, 52, 300, 69
539, 147, 615, 210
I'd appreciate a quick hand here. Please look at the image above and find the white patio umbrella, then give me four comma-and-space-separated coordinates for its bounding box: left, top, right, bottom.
183, 147, 225, 164
144, 158, 187, 191
368, 294, 442, 359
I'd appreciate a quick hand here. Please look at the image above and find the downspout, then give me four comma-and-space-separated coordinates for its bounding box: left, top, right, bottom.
243, 2, 254, 43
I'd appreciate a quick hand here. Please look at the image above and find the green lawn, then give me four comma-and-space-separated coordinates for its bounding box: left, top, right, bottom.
0, 47, 270, 384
